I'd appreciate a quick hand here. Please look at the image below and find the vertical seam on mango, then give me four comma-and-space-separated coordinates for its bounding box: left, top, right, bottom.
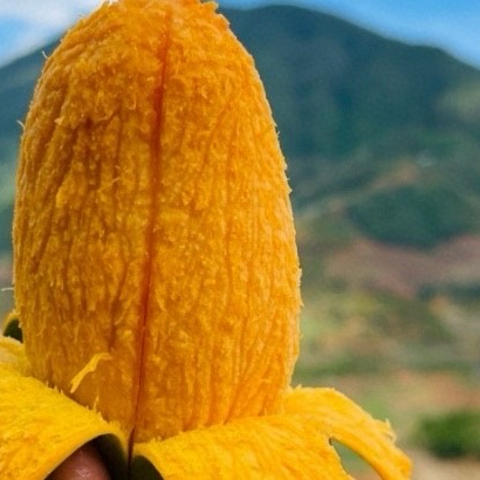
129, 9, 173, 455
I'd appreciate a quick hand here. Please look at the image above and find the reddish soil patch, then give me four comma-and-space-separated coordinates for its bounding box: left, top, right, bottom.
323, 370, 480, 424
355, 450, 480, 480
326, 235, 480, 297
0, 256, 13, 318
0, 255, 12, 287
313, 370, 480, 480
408, 450, 480, 480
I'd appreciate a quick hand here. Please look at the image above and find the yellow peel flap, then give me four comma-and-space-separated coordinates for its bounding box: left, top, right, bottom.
0, 335, 29, 374
0, 341, 128, 480
133, 387, 411, 479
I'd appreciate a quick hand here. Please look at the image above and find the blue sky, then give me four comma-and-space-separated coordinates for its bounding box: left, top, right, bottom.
1, 0, 480, 68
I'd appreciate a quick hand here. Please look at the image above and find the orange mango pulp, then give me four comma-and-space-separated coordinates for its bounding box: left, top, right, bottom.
13, 0, 300, 443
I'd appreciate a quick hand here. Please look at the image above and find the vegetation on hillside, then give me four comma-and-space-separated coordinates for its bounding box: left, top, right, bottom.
347, 184, 480, 248
416, 410, 480, 458
3, 5, 480, 255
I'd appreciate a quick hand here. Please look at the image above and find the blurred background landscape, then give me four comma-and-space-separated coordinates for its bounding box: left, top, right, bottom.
1, 1, 480, 478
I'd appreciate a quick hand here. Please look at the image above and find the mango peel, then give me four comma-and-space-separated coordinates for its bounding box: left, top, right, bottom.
1, 0, 411, 478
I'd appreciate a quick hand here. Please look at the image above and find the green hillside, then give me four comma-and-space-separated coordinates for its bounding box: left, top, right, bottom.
223, 5, 480, 252
0, 41, 57, 254
0, 41, 57, 161
3, 5, 480, 256
225, 6, 480, 159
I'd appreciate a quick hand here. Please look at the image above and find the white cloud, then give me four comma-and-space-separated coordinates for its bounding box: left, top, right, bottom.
0, 0, 102, 65
0, 0, 101, 27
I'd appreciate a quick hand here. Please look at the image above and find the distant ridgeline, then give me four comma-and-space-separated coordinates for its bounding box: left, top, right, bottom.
2, 4, 480, 254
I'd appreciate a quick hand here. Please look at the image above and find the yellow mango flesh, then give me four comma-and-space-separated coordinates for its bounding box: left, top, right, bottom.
13, 0, 300, 443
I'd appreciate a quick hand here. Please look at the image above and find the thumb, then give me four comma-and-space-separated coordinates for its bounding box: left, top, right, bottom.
48, 442, 110, 480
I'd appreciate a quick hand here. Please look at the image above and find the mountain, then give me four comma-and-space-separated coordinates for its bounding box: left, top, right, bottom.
0, 41, 58, 255
225, 6, 480, 159
223, 6, 480, 265
3, 6, 480, 250
3, 4, 480, 298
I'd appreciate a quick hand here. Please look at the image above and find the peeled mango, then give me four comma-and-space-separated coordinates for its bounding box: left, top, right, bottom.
1, 0, 411, 478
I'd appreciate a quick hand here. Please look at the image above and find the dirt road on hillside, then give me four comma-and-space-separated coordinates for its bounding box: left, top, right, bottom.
409, 450, 480, 480
355, 450, 480, 479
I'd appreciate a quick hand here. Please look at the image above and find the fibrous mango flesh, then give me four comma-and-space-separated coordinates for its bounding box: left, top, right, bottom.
13, 0, 300, 443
